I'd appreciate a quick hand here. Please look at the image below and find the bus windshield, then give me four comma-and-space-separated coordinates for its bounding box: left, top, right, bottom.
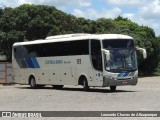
103, 39, 137, 72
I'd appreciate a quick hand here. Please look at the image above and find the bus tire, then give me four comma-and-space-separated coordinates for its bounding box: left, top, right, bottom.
52, 85, 64, 89
110, 86, 116, 91
82, 77, 89, 91
37, 85, 45, 88
30, 77, 37, 89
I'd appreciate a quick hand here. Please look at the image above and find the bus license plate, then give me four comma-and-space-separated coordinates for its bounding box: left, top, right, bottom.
121, 81, 128, 84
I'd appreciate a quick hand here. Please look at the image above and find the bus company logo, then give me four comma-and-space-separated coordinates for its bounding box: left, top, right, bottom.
2, 112, 11, 117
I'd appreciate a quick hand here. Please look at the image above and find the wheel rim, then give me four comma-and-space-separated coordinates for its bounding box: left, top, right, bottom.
82, 78, 89, 91
31, 78, 35, 87
83, 80, 86, 87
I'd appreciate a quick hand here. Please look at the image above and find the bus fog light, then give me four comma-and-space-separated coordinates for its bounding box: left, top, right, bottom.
110, 76, 116, 80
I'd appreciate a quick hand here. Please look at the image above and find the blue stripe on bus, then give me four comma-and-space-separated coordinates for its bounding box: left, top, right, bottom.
122, 72, 130, 77
118, 72, 130, 77
26, 58, 34, 68
31, 57, 40, 68
118, 73, 124, 77
25, 57, 40, 68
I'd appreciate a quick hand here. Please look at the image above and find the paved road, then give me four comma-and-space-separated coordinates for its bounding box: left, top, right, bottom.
0, 77, 160, 120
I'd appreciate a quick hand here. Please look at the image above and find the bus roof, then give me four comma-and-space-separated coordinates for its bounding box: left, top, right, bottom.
13, 34, 133, 46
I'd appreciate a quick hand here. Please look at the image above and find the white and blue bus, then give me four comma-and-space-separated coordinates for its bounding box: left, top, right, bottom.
12, 34, 146, 91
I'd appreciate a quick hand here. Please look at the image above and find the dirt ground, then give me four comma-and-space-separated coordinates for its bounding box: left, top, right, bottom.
0, 77, 160, 120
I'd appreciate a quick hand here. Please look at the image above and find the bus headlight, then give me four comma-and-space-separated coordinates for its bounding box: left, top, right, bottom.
109, 76, 117, 80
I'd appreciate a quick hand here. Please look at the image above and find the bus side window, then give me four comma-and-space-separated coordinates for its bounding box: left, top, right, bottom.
91, 40, 102, 71
14, 46, 24, 58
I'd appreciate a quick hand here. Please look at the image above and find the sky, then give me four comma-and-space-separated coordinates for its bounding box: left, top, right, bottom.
0, 0, 160, 36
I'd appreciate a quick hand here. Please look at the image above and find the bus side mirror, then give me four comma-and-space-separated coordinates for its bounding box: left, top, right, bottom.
136, 47, 147, 59
101, 49, 110, 61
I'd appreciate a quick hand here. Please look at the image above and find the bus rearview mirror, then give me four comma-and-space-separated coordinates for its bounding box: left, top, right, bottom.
136, 47, 147, 59
101, 49, 110, 61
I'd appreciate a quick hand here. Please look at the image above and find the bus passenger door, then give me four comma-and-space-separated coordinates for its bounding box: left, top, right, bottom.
89, 69, 103, 86
94, 71, 103, 86
88, 68, 95, 86
90, 39, 103, 86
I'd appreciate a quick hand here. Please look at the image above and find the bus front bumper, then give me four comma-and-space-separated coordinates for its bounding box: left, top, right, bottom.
102, 76, 138, 87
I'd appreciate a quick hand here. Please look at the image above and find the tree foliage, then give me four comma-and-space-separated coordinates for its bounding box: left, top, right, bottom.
0, 4, 160, 75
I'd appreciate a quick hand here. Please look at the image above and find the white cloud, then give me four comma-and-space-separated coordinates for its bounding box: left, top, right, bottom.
0, 0, 19, 8
72, 7, 121, 19
106, 0, 150, 7
0, 0, 92, 8
105, 0, 160, 35
139, 0, 160, 19
122, 13, 135, 18
77, 0, 92, 7
105, 0, 160, 20
105, 7, 122, 18
72, 9, 86, 18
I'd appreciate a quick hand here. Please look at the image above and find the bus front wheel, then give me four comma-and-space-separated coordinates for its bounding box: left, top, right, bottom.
30, 77, 37, 89
110, 86, 116, 91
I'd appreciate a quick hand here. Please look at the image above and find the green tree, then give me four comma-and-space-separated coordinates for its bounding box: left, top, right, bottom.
0, 30, 24, 61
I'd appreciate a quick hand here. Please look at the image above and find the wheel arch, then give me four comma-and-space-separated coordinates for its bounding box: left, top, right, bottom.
28, 74, 36, 85
78, 74, 88, 85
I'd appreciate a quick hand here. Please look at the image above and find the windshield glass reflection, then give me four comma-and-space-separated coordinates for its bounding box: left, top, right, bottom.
105, 49, 137, 72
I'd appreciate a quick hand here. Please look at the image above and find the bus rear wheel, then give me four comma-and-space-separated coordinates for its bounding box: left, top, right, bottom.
82, 78, 89, 91
52, 85, 64, 89
110, 86, 116, 91
30, 77, 37, 89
